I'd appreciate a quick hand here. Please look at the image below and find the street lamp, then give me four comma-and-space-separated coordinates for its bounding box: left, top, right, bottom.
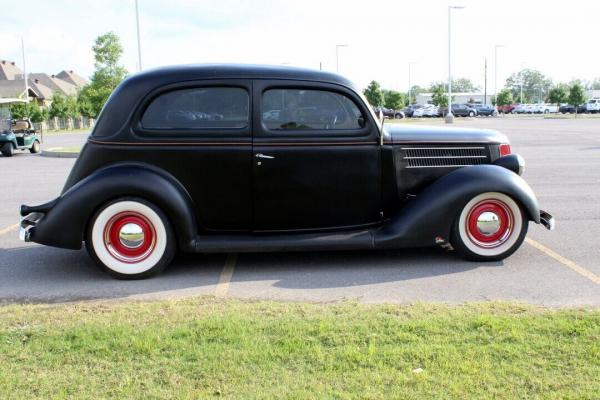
446, 5, 465, 123
335, 44, 348, 73
494, 44, 504, 104
408, 61, 416, 105
135, 0, 142, 71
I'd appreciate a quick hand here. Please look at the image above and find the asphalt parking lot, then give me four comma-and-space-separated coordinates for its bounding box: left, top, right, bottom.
1, 117, 599, 306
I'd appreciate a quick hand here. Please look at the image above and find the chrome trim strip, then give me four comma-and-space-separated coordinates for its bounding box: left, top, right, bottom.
404, 155, 487, 159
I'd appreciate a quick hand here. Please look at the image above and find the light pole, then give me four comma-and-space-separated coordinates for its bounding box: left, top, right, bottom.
494, 44, 504, 104
335, 44, 348, 73
21, 37, 28, 104
446, 5, 465, 123
135, 0, 142, 71
408, 61, 416, 105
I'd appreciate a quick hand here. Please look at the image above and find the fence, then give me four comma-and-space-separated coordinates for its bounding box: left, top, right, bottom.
33, 117, 95, 133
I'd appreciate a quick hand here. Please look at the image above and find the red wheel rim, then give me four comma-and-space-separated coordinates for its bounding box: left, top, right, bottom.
465, 199, 514, 249
103, 212, 156, 263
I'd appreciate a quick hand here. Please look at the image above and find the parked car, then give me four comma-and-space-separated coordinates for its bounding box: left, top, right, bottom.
497, 104, 515, 114
19, 65, 554, 279
0, 98, 42, 157
423, 104, 439, 117
373, 106, 404, 119
524, 104, 536, 114
439, 104, 478, 117
586, 99, 600, 113
403, 104, 422, 118
413, 104, 438, 118
577, 103, 588, 113
531, 103, 558, 114
470, 104, 498, 116
559, 104, 576, 114
512, 104, 527, 114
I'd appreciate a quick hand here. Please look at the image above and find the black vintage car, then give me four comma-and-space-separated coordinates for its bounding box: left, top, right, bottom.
20, 65, 554, 279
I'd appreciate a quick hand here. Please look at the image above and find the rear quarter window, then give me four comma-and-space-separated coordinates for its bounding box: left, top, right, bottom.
141, 87, 249, 130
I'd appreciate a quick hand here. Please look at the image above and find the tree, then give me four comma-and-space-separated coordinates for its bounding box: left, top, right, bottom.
363, 81, 384, 107
383, 90, 407, 110
10, 102, 48, 122
505, 69, 552, 104
548, 85, 568, 106
496, 89, 513, 106
451, 77, 479, 92
568, 82, 587, 114
49, 93, 79, 119
431, 85, 448, 108
78, 32, 128, 118
408, 85, 424, 104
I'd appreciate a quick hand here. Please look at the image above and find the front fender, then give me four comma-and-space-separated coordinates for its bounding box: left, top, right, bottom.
22, 164, 197, 251
375, 164, 540, 249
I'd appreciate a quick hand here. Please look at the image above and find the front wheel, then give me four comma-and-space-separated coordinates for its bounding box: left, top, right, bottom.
468, 111, 475, 117
451, 192, 528, 261
1, 143, 14, 157
30, 140, 40, 154
86, 198, 176, 279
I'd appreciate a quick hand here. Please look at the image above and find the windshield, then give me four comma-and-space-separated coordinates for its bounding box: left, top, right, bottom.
0, 105, 11, 134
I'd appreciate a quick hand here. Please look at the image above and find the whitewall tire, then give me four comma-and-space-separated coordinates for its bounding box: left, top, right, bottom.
451, 192, 528, 261
86, 198, 175, 279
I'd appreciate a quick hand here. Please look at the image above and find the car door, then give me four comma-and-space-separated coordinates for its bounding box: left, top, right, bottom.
252, 80, 381, 232
134, 80, 253, 231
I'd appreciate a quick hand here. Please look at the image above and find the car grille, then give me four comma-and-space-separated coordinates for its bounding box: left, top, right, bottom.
401, 146, 489, 168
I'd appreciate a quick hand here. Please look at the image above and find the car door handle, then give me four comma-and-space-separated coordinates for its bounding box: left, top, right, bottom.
255, 153, 275, 159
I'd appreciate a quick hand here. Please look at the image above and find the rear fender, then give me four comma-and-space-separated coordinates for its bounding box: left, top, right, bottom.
22, 164, 197, 251
375, 164, 540, 249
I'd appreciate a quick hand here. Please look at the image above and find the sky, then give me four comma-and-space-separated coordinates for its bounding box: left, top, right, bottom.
1, 0, 600, 92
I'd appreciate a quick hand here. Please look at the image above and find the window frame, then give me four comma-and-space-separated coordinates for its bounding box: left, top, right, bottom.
132, 79, 252, 139
253, 80, 376, 140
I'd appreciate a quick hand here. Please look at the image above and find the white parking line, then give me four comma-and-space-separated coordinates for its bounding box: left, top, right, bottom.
215, 253, 237, 297
526, 238, 600, 285
0, 223, 19, 236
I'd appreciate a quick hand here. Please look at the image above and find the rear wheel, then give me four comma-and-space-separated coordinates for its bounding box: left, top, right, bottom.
86, 198, 176, 279
451, 192, 528, 261
29, 140, 40, 154
1, 143, 13, 157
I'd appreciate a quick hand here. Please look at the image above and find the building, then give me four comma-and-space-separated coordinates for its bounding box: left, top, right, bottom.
587, 89, 600, 99
415, 92, 491, 106
0, 59, 88, 105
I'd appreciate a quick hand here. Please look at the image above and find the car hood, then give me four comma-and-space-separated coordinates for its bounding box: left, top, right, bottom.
384, 124, 508, 144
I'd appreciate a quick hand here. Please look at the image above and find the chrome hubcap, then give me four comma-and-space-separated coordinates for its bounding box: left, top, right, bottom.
476, 211, 501, 236
118, 223, 145, 249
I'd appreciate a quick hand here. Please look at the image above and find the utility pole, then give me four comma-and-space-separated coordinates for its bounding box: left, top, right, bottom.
408, 61, 416, 105
484, 58, 487, 105
21, 37, 28, 104
135, 0, 142, 71
446, 5, 465, 123
494, 44, 504, 103
335, 44, 348, 73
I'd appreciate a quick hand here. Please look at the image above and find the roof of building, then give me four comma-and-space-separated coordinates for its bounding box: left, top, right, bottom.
0, 79, 54, 100
55, 70, 88, 87
0, 60, 24, 80
29, 73, 79, 96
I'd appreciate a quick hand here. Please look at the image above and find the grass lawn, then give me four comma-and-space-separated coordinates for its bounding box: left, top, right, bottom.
1, 299, 598, 399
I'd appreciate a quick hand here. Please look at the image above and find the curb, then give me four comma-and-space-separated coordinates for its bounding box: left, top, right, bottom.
40, 148, 80, 159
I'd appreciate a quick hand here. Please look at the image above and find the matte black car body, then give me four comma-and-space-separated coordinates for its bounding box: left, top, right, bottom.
20, 64, 553, 265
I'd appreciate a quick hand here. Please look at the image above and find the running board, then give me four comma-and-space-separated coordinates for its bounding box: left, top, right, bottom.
194, 229, 374, 253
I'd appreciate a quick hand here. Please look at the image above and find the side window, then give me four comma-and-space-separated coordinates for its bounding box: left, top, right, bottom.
261, 88, 364, 131
141, 87, 249, 130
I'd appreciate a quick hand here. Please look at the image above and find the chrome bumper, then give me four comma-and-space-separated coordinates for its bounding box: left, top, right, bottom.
540, 210, 555, 231
19, 212, 43, 242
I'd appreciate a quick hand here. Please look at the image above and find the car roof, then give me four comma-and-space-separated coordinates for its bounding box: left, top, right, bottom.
132, 64, 355, 89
